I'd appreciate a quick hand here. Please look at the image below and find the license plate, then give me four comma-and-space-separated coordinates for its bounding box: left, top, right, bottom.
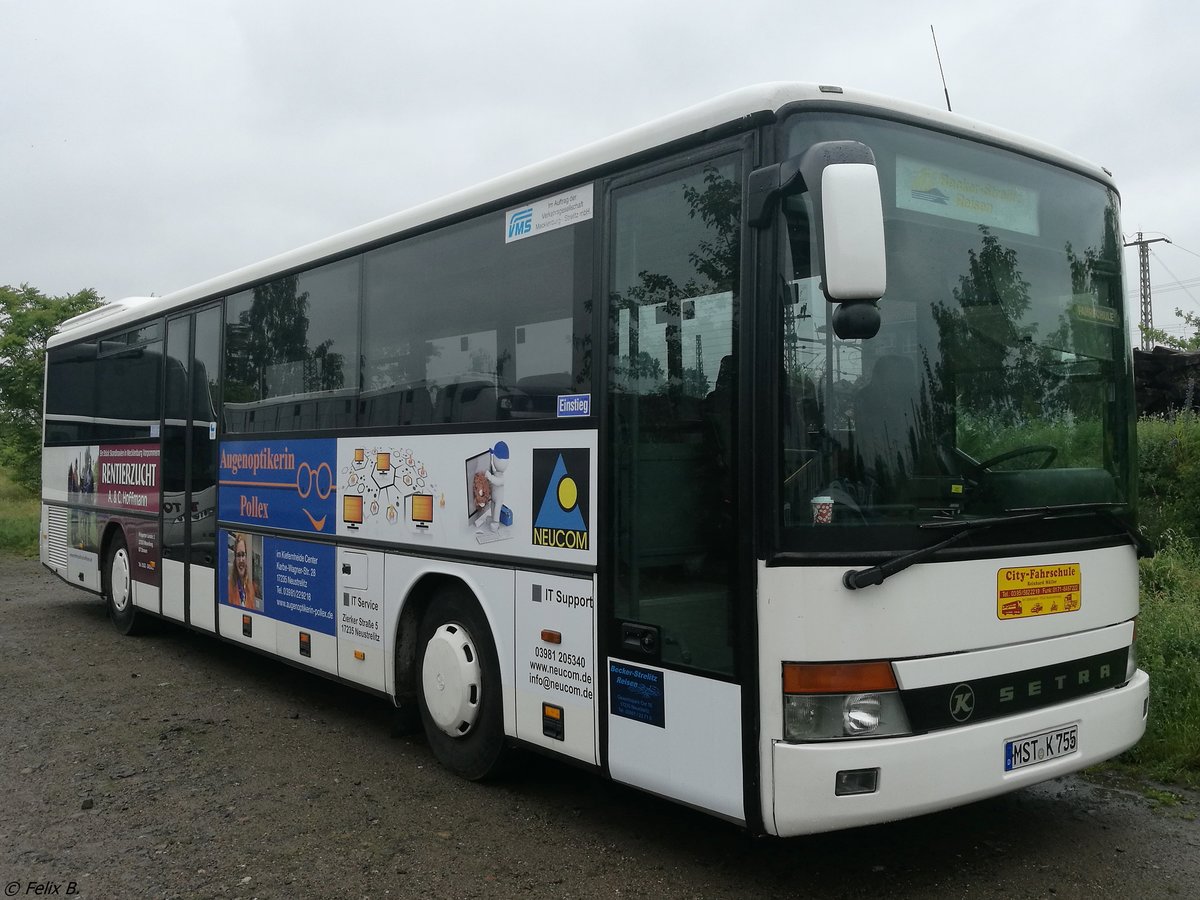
1004, 723, 1078, 772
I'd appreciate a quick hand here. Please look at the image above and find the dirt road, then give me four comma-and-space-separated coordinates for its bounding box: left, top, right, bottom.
2, 557, 1197, 899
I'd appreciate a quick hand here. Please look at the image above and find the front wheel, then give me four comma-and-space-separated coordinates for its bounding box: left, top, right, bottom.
105, 532, 145, 635
416, 587, 508, 780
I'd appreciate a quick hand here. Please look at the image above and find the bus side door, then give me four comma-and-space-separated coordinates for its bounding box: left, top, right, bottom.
161, 306, 221, 629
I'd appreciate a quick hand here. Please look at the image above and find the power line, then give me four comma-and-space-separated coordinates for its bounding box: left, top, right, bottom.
1169, 241, 1200, 262
1149, 248, 1200, 310
1127, 278, 1200, 296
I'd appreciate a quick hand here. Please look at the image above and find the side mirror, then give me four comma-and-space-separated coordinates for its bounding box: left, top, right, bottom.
819, 162, 886, 301
749, 141, 887, 340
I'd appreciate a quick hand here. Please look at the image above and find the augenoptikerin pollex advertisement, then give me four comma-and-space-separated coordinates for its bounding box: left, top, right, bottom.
218, 438, 337, 536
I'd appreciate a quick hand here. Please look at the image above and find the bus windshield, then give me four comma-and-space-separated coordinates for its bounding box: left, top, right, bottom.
777, 113, 1134, 548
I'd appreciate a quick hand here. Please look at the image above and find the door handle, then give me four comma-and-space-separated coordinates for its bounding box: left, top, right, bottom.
620, 622, 660, 658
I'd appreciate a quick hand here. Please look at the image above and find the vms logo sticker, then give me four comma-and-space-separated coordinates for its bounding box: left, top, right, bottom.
506, 207, 533, 241
532, 449, 589, 551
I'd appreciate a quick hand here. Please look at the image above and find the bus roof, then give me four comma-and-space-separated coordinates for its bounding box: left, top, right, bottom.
51, 81, 1114, 347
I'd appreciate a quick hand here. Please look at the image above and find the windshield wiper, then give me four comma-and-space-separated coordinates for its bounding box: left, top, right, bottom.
842, 512, 1042, 590
1004, 502, 1153, 558
842, 503, 1150, 591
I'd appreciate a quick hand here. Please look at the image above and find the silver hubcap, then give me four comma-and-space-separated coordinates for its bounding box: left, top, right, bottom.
421, 622, 482, 738
110, 548, 131, 613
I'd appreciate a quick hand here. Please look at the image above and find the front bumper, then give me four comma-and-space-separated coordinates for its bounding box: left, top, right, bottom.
769, 669, 1149, 836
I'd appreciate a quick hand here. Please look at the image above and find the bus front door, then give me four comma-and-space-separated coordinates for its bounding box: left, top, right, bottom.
160, 306, 221, 630
603, 146, 749, 823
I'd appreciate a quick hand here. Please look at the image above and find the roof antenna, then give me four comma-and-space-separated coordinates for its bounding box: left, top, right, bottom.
931, 25, 952, 112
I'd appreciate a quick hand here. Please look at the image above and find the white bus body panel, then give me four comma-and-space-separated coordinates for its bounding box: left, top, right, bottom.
66, 548, 100, 593
607, 667, 744, 822
160, 558, 186, 622
759, 545, 1138, 665
514, 571, 598, 765
189, 564, 216, 632
757, 546, 1142, 836
133, 579, 159, 613
218, 601, 276, 654
892, 621, 1134, 689
276, 619, 338, 676
336, 548, 386, 690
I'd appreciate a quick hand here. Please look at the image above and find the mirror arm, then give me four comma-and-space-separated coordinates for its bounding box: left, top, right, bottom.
747, 157, 809, 228
748, 141, 877, 234
747, 164, 781, 228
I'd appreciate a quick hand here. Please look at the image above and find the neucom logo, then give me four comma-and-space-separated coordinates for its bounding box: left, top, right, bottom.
532, 449, 589, 551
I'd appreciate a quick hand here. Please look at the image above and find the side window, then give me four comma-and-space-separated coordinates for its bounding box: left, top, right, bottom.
94, 342, 163, 441
45, 343, 97, 444
608, 154, 743, 676
45, 324, 163, 445
223, 258, 360, 433
362, 208, 592, 426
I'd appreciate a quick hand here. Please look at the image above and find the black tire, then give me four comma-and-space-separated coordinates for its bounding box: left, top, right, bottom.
104, 531, 145, 636
415, 586, 508, 780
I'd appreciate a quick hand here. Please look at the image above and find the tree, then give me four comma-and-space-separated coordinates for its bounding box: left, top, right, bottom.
0, 284, 103, 491
1145, 308, 1200, 352
931, 227, 1068, 429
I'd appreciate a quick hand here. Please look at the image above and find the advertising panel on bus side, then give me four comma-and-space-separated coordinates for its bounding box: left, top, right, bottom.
216, 432, 598, 566
43, 443, 163, 587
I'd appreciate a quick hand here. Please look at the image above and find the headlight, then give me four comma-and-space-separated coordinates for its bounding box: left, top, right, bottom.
844, 693, 883, 734
782, 661, 912, 742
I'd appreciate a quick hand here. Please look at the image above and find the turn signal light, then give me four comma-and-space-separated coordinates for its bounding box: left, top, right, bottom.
783, 661, 897, 695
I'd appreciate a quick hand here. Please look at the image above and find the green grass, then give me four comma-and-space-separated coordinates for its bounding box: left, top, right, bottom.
0, 466, 39, 558
1118, 531, 1200, 787
1137, 411, 1200, 545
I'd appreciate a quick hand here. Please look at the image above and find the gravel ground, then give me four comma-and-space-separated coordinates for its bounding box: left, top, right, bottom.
2, 556, 1198, 900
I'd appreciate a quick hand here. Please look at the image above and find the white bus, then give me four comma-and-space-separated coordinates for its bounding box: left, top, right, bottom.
41, 83, 1148, 836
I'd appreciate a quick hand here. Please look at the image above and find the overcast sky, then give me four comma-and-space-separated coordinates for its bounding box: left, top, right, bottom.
3, 1, 1197, 342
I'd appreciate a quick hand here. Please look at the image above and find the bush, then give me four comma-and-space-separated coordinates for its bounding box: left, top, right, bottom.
1137, 412, 1200, 545
0, 467, 39, 558
1126, 531, 1200, 785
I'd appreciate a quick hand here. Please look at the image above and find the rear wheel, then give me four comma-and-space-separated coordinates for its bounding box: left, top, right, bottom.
105, 532, 145, 635
416, 586, 508, 780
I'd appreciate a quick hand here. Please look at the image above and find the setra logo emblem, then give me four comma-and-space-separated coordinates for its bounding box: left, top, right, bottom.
949, 683, 976, 722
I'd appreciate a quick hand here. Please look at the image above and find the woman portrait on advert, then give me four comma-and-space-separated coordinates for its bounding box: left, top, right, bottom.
228, 532, 261, 610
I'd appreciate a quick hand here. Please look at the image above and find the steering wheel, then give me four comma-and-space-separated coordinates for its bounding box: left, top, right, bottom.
783, 448, 818, 487
973, 444, 1057, 471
